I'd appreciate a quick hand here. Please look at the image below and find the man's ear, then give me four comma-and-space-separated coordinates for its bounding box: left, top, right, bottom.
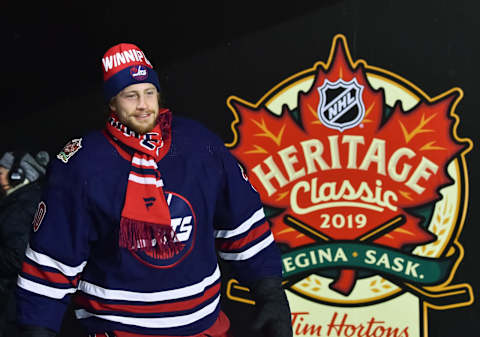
109, 98, 116, 112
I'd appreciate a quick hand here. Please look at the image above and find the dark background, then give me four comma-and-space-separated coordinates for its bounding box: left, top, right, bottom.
1, 1, 478, 336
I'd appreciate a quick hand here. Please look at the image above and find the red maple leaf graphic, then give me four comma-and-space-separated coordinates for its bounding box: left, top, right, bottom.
227, 37, 467, 295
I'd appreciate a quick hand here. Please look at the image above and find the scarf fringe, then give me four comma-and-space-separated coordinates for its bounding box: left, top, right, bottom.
119, 217, 184, 257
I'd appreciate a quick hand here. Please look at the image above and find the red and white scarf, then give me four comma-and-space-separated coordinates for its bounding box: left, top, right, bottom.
105, 109, 183, 257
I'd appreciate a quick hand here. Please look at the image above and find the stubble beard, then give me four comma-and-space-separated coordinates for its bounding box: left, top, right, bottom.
122, 110, 159, 135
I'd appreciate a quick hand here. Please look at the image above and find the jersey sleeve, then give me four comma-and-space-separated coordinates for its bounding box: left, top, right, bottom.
213, 145, 282, 286
15, 157, 93, 332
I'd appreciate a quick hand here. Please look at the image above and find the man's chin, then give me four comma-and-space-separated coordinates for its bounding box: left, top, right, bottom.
128, 120, 157, 135
133, 125, 155, 135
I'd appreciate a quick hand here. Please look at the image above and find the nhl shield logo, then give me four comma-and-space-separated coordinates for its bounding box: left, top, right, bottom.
317, 78, 365, 131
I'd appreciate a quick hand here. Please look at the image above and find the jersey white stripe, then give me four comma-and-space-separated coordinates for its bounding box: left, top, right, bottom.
128, 173, 164, 187
218, 233, 275, 261
17, 276, 77, 299
77, 265, 220, 302
25, 245, 87, 276
132, 157, 157, 168
75, 295, 220, 328
214, 208, 265, 239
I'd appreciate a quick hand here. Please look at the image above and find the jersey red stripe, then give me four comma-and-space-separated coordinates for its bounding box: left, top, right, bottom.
21, 261, 72, 285
74, 283, 220, 314
216, 221, 270, 251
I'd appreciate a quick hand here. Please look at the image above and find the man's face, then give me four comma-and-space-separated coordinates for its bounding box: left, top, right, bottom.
110, 83, 160, 134
0, 166, 10, 194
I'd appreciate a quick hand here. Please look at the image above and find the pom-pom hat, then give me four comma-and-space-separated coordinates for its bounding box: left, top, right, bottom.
102, 43, 160, 103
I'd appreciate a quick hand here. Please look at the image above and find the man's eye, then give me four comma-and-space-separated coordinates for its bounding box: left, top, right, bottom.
146, 91, 155, 95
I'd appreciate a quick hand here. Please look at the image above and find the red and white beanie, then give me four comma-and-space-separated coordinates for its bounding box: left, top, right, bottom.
102, 43, 161, 102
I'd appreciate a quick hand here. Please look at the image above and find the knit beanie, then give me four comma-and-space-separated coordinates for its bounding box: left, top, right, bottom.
102, 43, 161, 103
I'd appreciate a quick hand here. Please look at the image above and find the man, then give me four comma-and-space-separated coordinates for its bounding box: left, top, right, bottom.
0, 151, 49, 336
16, 43, 292, 337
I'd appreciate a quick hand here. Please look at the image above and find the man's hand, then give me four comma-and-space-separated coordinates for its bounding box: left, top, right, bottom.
250, 277, 293, 337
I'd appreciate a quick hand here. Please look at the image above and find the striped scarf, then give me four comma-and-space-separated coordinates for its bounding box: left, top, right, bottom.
106, 110, 182, 257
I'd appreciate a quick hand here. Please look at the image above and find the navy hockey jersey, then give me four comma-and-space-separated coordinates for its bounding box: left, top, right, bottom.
16, 117, 282, 336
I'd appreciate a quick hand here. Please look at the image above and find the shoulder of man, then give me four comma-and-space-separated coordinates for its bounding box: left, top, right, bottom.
171, 116, 228, 152
51, 130, 111, 176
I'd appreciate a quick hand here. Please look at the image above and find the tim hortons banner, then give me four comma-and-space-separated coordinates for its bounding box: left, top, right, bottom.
224, 34, 473, 337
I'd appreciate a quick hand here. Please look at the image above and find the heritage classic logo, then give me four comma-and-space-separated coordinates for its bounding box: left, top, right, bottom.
225, 35, 473, 337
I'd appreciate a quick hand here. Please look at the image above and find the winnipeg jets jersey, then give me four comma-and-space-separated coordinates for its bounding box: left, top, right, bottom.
16, 117, 281, 336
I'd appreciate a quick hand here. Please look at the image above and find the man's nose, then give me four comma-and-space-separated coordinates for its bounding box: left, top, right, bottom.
137, 94, 148, 109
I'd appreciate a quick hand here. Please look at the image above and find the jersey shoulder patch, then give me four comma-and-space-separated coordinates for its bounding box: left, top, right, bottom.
57, 138, 83, 163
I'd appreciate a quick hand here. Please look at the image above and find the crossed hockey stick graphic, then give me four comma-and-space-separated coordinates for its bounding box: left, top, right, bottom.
281, 214, 406, 295
279, 214, 472, 305
226, 214, 472, 307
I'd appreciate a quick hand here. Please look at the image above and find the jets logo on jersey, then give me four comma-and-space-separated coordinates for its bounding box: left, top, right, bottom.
131, 191, 196, 268
317, 78, 365, 131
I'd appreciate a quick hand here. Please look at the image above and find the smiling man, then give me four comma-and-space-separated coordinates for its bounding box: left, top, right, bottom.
110, 83, 160, 134
15, 44, 292, 337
